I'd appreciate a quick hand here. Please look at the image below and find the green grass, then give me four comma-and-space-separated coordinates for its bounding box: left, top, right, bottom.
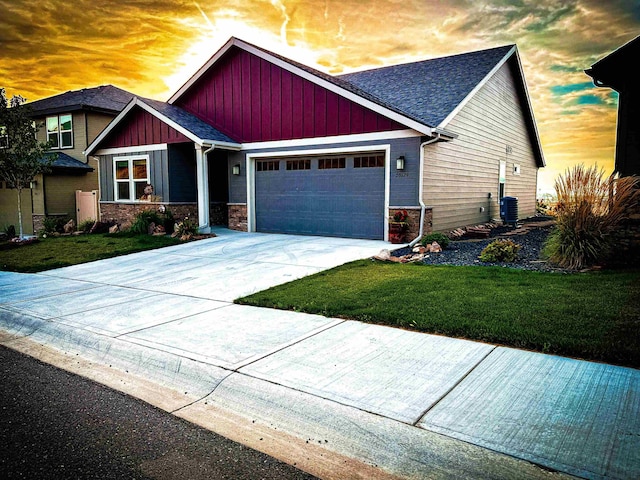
238, 260, 640, 368
0, 233, 182, 273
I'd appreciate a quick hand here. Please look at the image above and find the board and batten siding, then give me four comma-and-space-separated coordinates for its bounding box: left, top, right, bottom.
423, 60, 539, 232
174, 47, 407, 143
99, 149, 170, 202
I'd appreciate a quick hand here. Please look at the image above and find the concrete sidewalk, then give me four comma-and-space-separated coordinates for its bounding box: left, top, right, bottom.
0, 228, 638, 479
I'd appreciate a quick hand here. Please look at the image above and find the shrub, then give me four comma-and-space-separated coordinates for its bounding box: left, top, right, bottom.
420, 232, 450, 249
172, 216, 198, 239
543, 165, 640, 270
4, 225, 16, 239
128, 210, 163, 235
40, 216, 68, 235
78, 218, 95, 233
479, 239, 521, 263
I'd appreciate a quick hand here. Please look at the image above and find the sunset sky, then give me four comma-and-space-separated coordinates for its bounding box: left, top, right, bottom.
1, 0, 638, 194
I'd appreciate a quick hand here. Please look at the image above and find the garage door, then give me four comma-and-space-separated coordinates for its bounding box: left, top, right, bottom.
255, 153, 385, 239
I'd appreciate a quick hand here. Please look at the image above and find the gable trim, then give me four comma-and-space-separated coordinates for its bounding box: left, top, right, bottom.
84, 97, 242, 156
438, 46, 516, 129
94, 144, 168, 156
168, 38, 438, 136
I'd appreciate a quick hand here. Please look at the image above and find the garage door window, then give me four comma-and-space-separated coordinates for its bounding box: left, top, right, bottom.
354, 155, 384, 168
286, 159, 311, 170
318, 157, 345, 169
257, 160, 280, 171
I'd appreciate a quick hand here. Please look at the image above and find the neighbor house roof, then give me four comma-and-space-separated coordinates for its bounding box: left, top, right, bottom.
27, 85, 136, 117
339, 45, 515, 128
41, 152, 93, 172
585, 35, 640, 91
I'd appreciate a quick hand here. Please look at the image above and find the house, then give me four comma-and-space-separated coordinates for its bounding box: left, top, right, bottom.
86, 37, 544, 241
0, 85, 135, 234
585, 35, 640, 177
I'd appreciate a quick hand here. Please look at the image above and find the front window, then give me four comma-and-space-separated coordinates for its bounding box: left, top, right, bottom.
47, 114, 73, 149
114, 156, 150, 201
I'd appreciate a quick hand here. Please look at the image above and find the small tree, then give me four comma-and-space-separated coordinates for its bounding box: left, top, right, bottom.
0, 88, 55, 238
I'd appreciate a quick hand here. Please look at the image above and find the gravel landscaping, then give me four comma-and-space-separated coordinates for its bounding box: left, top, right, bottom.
392, 219, 561, 272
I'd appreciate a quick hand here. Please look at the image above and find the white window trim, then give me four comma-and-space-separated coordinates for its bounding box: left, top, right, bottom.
113, 155, 150, 202
46, 114, 74, 149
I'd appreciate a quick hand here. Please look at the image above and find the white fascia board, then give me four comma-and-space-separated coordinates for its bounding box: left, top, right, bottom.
511, 48, 546, 167
241, 129, 421, 150
84, 97, 139, 156
201, 139, 242, 151
133, 100, 204, 145
94, 144, 168, 156
168, 37, 435, 136
437, 46, 517, 131
168, 37, 236, 103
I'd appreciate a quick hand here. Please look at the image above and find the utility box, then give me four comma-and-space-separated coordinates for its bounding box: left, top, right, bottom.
500, 196, 518, 225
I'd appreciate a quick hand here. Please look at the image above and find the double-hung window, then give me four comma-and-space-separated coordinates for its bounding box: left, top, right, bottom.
114, 156, 150, 201
46, 114, 73, 149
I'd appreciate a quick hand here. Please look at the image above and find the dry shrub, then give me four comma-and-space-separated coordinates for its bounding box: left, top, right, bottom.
543, 165, 640, 269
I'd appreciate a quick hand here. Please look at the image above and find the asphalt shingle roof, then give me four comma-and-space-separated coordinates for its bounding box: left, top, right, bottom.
27, 85, 135, 116
339, 45, 514, 128
139, 98, 239, 144
42, 152, 93, 171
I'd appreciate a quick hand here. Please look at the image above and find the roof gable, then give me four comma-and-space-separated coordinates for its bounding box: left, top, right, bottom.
85, 97, 239, 155
27, 85, 135, 117
339, 45, 514, 128
171, 44, 408, 143
585, 35, 640, 91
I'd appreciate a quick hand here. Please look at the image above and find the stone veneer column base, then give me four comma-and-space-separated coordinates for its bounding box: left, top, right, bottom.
228, 204, 248, 232
388, 206, 433, 242
100, 202, 198, 230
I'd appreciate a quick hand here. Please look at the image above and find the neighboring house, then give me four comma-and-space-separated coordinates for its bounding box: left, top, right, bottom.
585, 35, 640, 177
86, 37, 544, 240
0, 85, 135, 234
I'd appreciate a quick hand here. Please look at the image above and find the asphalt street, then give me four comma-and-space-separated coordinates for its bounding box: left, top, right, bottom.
0, 345, 317, 480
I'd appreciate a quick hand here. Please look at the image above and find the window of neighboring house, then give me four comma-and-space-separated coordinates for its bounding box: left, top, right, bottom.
0, 126, 8, 149
46, 114, 73, 149
114, 156, 150, 201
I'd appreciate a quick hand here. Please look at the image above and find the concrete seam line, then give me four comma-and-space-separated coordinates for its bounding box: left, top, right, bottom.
231, 319, 348, 371
113, 303, 234, 339
412, 345, 499, 426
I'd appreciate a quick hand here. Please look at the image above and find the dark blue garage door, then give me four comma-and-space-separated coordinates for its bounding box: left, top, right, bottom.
255, 154, 385, 239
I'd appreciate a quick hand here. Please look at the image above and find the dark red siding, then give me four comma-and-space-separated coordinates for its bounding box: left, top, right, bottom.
101, 107, 190, 148
174, 47, 406, 143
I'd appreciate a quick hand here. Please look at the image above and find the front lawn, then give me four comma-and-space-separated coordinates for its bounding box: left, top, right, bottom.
237, 261, 640, 368
0, 233, 182, 273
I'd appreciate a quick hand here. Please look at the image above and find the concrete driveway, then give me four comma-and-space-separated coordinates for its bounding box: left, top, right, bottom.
1, 228, 638, 480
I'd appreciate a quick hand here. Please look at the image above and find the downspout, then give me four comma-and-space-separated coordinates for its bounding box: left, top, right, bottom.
198, 143, 217, 233
408, 133, 441, 247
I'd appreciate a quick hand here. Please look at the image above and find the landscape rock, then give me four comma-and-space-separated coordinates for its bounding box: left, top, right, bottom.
108, 224, 119, 234
63, 219, 75, 234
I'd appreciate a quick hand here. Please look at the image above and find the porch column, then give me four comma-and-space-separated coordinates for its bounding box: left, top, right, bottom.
195, 144, 210, 232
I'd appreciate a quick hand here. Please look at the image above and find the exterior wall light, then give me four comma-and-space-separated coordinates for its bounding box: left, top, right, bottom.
396, 156, 405, 170
232, 164, 241, 175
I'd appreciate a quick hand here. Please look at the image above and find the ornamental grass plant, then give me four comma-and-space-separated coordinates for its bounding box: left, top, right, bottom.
543, 164, 640, 270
